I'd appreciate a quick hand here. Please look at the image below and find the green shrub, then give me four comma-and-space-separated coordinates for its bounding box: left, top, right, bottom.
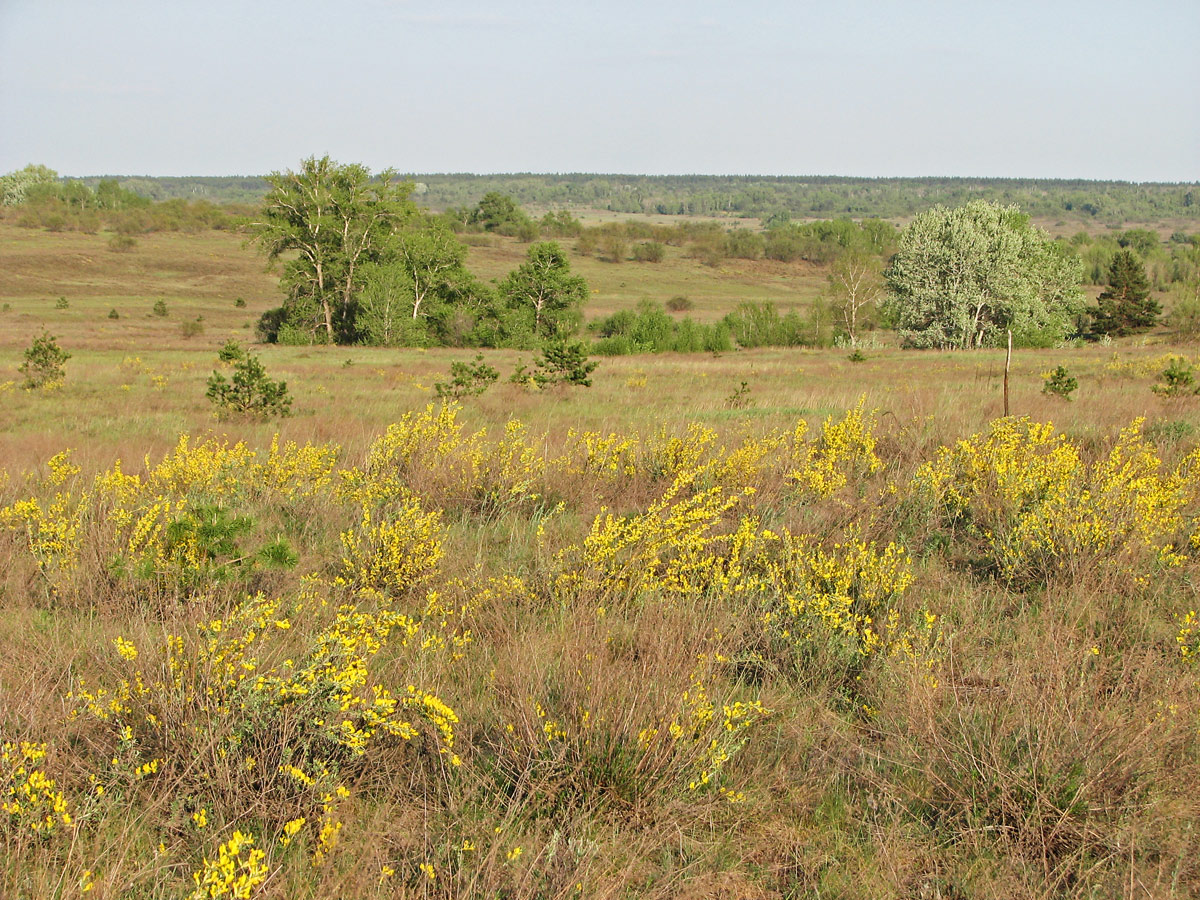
180, 319, 204, 338
1152, 357, 1198, 397
19, 331, 70, 389
529, 340, 598, 387
218, 340, 246, 363
234, 296, 247, 308
54, 296, 68, 310
666, 295, 693, 312
1042, 365, 1078, 400
107, 234, 137, 252
107, 309, 119, 320
206, 352, 292, 418
435, 354, 500, 400
152, 299, 168, 317
631, 241, 666, 263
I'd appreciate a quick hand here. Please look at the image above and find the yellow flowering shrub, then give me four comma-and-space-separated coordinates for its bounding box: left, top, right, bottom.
2, 435, 335, 602
189, 829, 267, 900
337, 491, 445, 597
553, 469, 751, 607
786, 396, 883, 500
340, 404, 543, 515
555, 428, 641, 479
67, 585, 464, 834
914, 417, 1189, 582
1, 741, 73, 839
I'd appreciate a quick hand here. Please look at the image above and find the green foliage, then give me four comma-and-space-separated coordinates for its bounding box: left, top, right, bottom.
539, 209, 582, 237
530, 340, 598, 387
827, 250, 884, 345
205, 352, 292, 418
666, 295, 693, 312
883, 201, 1085, 349
1042, 365, 1078, 400
723, 301, 807, 348
54, 296, 68, 310
1091, 250, 1158, 337
468, 192, 532, 235
590, 300, 732, 355
1168, 282, 1200, 338
631, 241, 666, 262
18, 331, 70, 389
1151, 357, 1198, 397
180, 319, 204, 338
355, 221, 483, 347
107, 233, 137, 252
152, 299, 168, 317
498, 242, 589, 341
217, 340, 246, 364
234, 296, 247, 308
1117, 228, 1160, 256
107, 309, 119, 320
434, 354, 500, 400
724, 381, 752, 409
724, 229, 765, 259
848, 348, 867, 363
0, 164, 59, 205
252, 156, 418, 344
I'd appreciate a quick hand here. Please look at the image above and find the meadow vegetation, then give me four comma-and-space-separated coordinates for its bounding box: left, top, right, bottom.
1, 175, 1199, 898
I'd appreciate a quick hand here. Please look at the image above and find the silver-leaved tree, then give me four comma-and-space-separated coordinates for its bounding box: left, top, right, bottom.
882, 200, 1084, 349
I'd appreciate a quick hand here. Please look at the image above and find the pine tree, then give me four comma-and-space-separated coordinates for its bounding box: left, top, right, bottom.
1091, 249, 1158, 336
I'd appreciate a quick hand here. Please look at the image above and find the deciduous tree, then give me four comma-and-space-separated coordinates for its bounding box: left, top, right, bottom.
252, 157, 416, 343
882, 201, 1083, 349
499, 242, 589, 340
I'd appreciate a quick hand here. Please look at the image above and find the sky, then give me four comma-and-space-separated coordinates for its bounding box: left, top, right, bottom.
1, 0, 1197, 181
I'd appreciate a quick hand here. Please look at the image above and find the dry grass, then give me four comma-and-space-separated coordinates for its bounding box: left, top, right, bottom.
1, 225, 1199, 899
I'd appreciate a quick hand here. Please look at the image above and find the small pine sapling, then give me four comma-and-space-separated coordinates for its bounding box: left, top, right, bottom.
435, 354, 499, 400
206, 352, 292, 418
19, 331, 71, 389
1042, 365, 1078, 400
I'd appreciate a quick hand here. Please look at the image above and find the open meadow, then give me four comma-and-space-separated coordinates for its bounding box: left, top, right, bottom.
2, 221, 1200, 899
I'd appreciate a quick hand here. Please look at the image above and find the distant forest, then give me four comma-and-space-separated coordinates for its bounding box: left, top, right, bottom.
71, 173, 1199, 225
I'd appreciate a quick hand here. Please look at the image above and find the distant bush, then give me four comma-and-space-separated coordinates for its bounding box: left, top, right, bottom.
234, 296, 247, 308
108, 308, 119, 319
218, 340, 246, 363
180, 319, 204, 338
152, 299, 168, 317
54, 296, 68, 309
1152, 357, 1198, 398
590, 300, 732, 355
723, 301, 807, 348
631, 241, 666, 262
725, 230, 765, 259
666, 295, 693, 312
530, 340, 598, 387
107, 234, 137, 252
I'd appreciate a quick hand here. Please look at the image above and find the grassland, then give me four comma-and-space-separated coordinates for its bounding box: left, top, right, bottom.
2, 222, 1200, 899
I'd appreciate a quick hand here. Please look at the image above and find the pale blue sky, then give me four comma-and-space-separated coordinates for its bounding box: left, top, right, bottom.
1, 0, 1197, 180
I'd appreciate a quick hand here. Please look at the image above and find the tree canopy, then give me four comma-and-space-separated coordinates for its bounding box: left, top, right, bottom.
251, 156, 418, 343
498, 242, 590, 341
882, 200, 1084, 349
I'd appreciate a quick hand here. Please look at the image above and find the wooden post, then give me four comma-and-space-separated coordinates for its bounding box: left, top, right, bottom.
1003, 329, 1012, 417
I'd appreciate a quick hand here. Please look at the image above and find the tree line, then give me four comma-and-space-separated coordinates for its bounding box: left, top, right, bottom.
27, 170, 1197, 226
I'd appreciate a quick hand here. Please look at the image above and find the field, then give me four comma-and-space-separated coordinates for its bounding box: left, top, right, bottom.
2, 222, 1200, 899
